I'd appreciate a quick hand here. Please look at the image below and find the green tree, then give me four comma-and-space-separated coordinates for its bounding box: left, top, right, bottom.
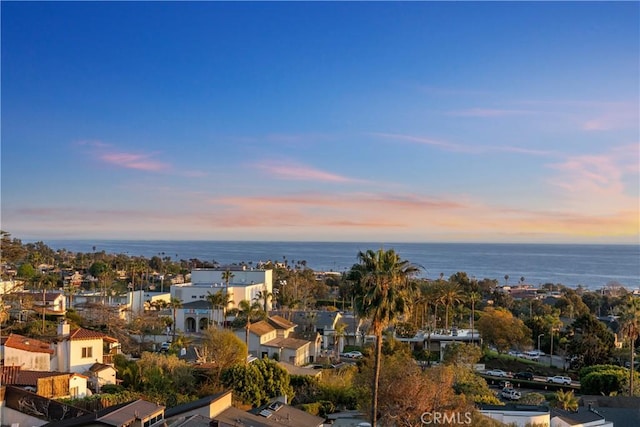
349, 248, 419, 426
618, 296, 640, 396
221, 358, 294, 407
568, 313, 615, 369
476, 307, 531, 353
443, 342, 482, 367
200, 328, 247, 383
17, 262, 36, 279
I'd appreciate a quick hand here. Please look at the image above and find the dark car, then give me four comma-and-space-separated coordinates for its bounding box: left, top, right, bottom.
513, 371, 534, 381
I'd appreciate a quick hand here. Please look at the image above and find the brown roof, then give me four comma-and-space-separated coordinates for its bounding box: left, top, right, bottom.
90, 363, 115, 373
248, 320, 276, 336
69, 328, 118, 343
15, 370, 68, 386
16, 291, 64, 302
267, 315, 296, 330
4, 333, 54, 354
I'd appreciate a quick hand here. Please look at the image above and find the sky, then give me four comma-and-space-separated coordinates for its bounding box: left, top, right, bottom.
1, 1, 639, 243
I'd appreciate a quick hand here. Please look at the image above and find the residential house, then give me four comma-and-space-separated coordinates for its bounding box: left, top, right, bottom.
235, 319, 312, 366
3, 333, 54, 371
88, 363, 117, 393
52, 321, 119, 378
2, 366, 88, 398
551, 407, 614, 427
40, 399, 165, 427
9, 291, 66, 321
479, 404, 550, 427
267, 315, 296, 338
164, 390, 324, 427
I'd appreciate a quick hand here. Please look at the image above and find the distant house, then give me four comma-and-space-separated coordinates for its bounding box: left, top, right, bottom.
52, 321, 119, 376
3, 333, 54, 371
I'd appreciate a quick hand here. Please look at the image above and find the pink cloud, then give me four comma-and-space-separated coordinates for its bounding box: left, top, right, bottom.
100, 152, 170, 172
256, 161, 359, 183
447, 108, 537, 117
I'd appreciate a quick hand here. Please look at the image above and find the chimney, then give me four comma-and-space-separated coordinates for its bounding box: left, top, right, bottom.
58, 320, 70, 337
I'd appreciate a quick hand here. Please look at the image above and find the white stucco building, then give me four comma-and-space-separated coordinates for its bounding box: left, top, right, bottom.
53, 321, 119, 376
171, 267, 273, 312
2, 333, 54, 371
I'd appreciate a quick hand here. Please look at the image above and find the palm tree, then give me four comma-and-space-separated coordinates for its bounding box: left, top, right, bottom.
333, 321, 347, 360
554, 389, 578, 411
441, 282, 463, 331
469, 291, 481, 343
254, 288, 273, 313
619, 296, 640, 396
236, 299, 264, 358
169, 297, 183, 342
350, 248, 420, 427
221, 268, 234, 298
206, 292, 221, 327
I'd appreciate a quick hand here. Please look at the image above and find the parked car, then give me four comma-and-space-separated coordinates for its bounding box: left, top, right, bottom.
342, 351, 363, 359
547, 375, 572, 385
501, 388, 522, 400
513, 371, 534, 381
159, 341, 171, 352
485, 369, 509, 377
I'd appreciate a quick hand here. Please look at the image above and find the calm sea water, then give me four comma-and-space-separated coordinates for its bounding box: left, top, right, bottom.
38, 240, 640, 291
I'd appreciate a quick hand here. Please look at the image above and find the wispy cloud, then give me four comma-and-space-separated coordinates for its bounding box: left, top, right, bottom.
446, 108, 538, 117
255, 160, 362, 183
100, 152, 171, 172
370, 132, 465, 151
371, 132, 555, 156
546, 145, 639, 214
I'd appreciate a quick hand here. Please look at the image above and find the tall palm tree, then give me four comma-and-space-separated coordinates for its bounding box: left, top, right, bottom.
619, 296, 640, 396
254, 288, 273, 313
350, 248, 420, 427
469, 291, 481, 343
236, 299, 264, 358
169, 297, 183, 342
206, 292, 221, 327
441, 282, 463, 331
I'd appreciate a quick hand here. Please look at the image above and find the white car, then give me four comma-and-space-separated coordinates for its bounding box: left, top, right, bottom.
501, 388, 521, 400
342, 351, 363, 359
485, 369, 509, 377
547, 376, 572, 385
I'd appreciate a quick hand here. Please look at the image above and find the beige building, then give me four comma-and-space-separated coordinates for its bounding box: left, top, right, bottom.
3, 333, 54, 371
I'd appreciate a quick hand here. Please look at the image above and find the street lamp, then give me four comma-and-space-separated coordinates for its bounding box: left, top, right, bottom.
537, 334, 544, 354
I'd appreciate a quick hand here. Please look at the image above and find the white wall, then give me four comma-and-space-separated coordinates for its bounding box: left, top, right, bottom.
4, 347, 51, 371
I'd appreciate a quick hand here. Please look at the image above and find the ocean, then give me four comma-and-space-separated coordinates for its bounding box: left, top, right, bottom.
38, 240, 640, 291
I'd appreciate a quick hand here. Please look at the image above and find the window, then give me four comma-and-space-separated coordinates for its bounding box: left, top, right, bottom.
81, 347, 93, 358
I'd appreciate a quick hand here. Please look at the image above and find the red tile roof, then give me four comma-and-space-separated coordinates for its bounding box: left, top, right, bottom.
69, 328, 118, 342
4, 333, 54, 354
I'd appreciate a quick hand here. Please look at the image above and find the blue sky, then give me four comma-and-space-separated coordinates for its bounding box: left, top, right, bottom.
2, 1, 638, 243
